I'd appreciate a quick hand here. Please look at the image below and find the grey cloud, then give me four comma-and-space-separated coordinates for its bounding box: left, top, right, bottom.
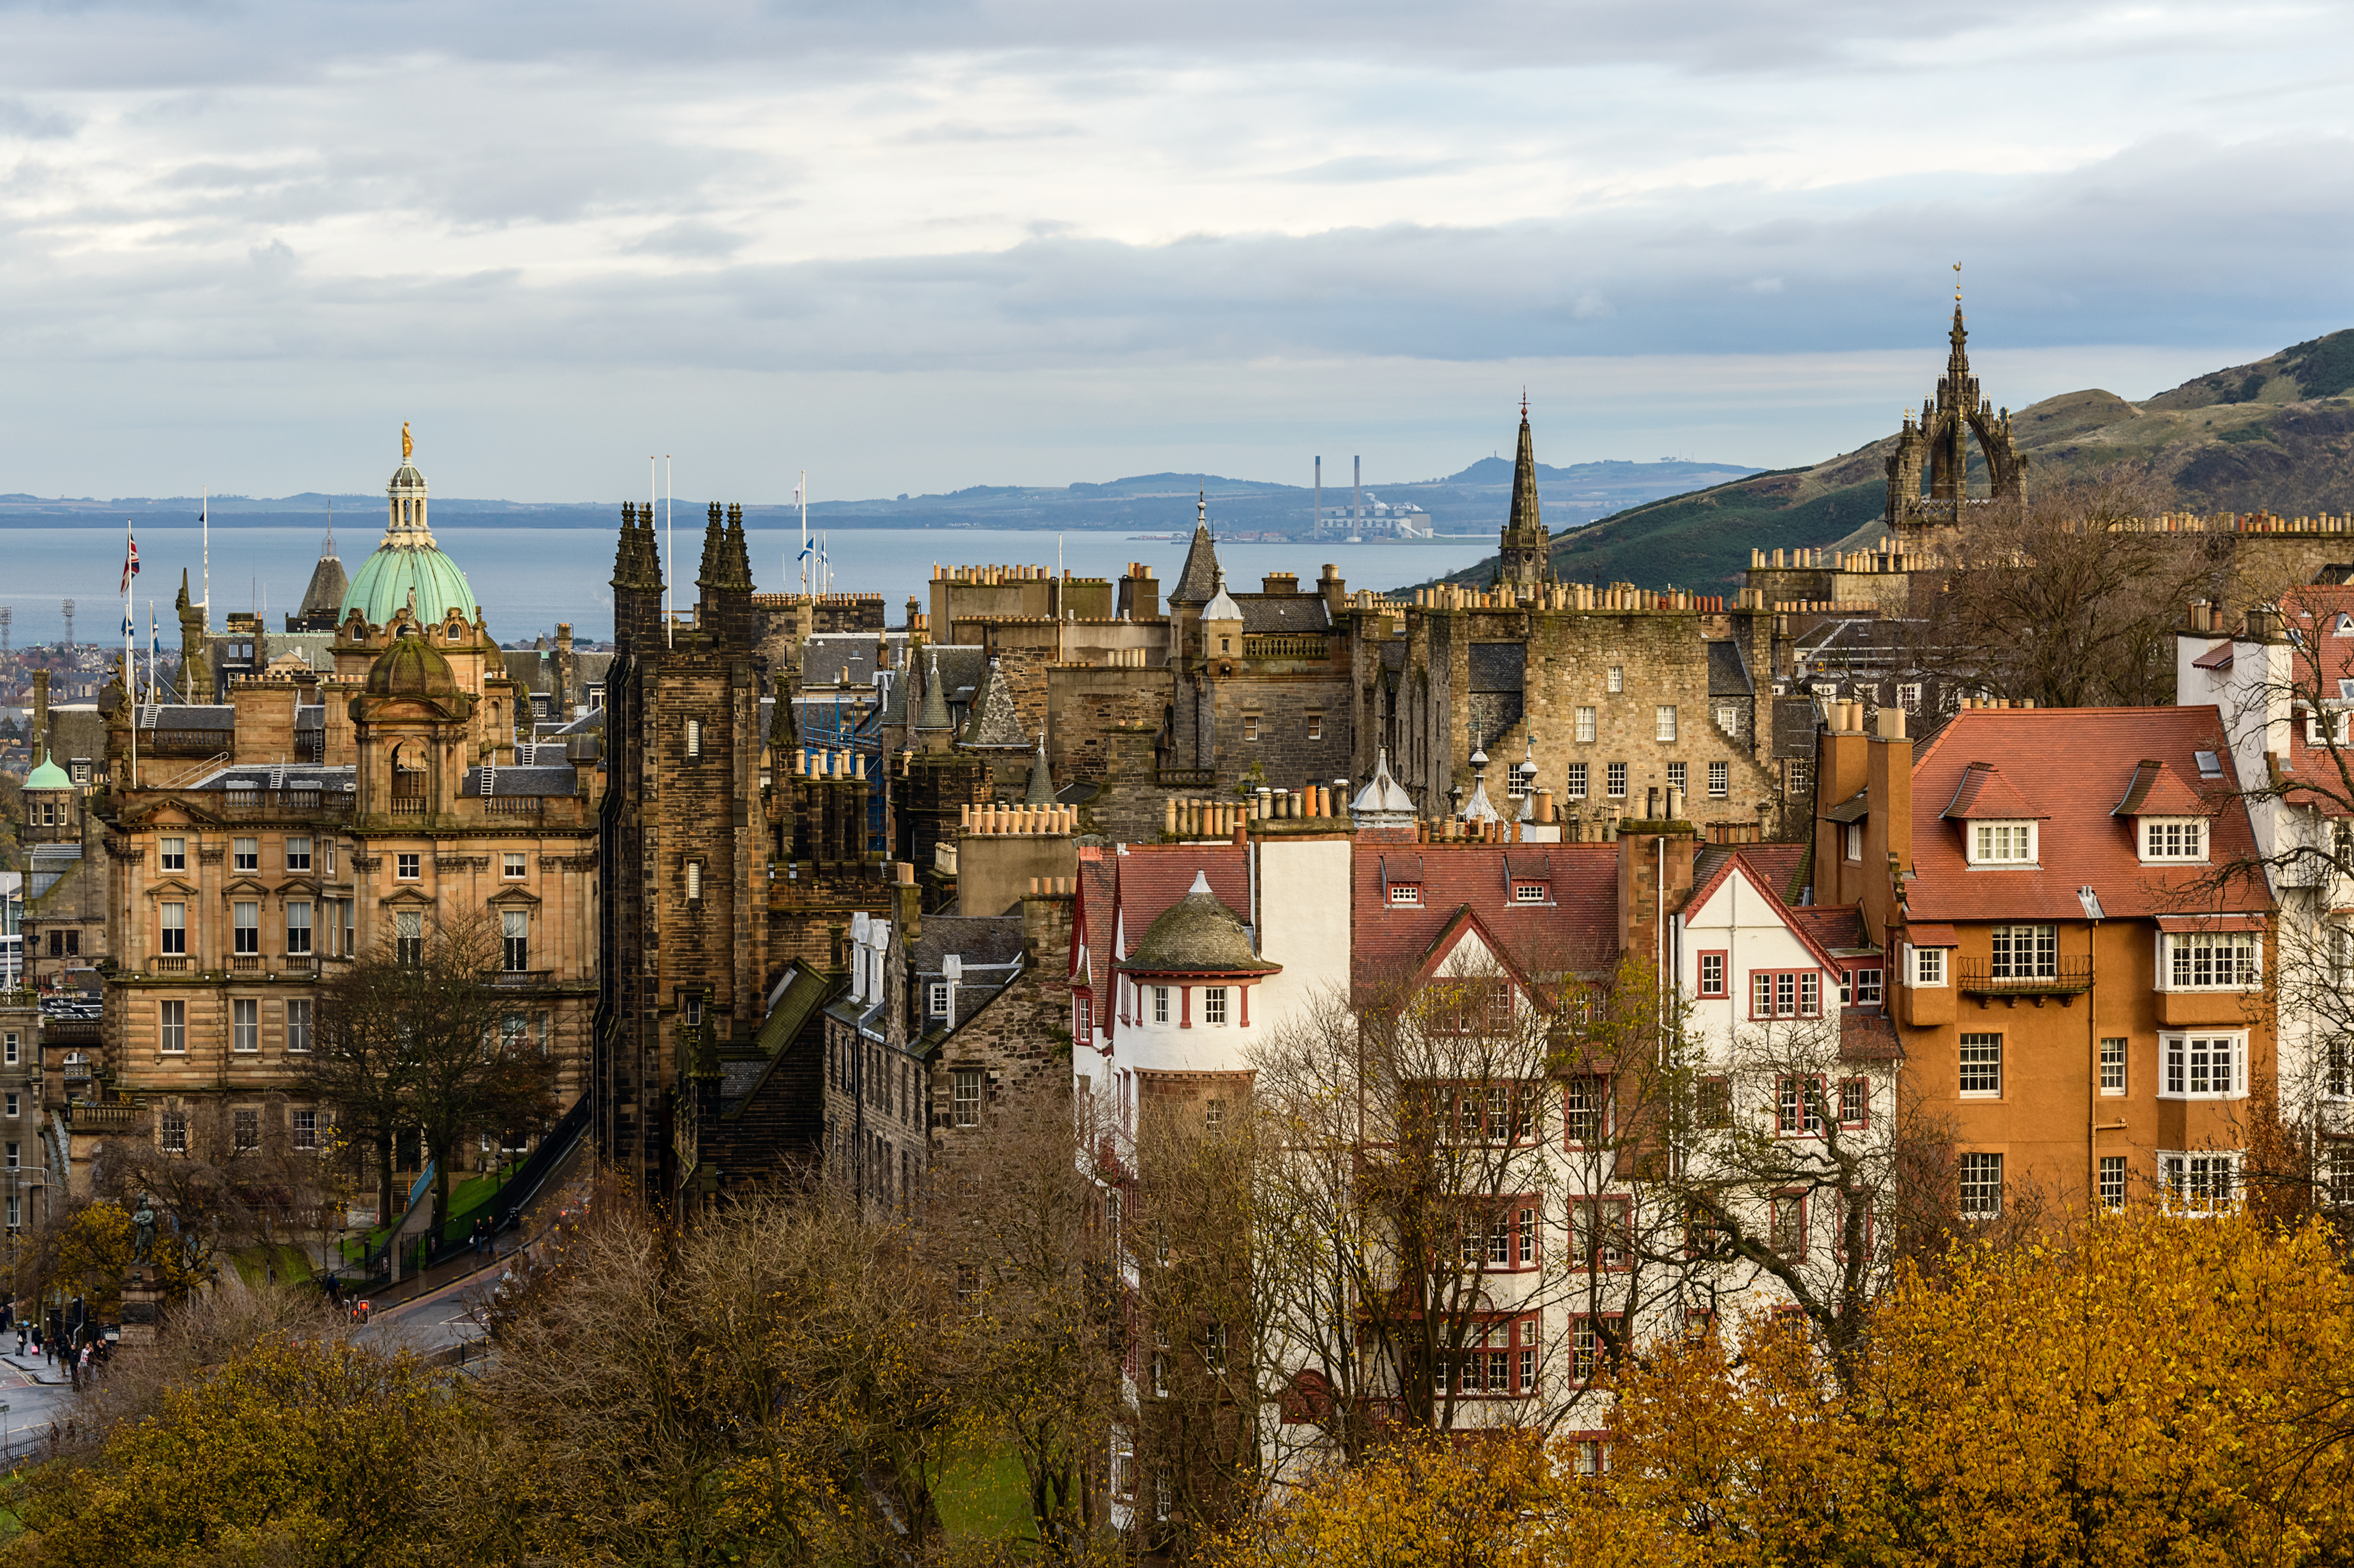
623, 219, 750, 257
11, 131, 2347, 381
895, 120, 1082, 144
0, 97, 80, 139
1278, 154, 1472, 184
0, 0, 2189, 90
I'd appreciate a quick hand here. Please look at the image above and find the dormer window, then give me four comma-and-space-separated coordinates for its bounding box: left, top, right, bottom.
2304, 707, 2351, 747
1389, 883, 1422, 907
1970, 822, 2036, 864
1512, 882, 1547, 903
2141, 818, 2207, 863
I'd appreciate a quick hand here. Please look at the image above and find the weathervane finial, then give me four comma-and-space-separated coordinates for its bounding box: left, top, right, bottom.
1953, 261, 1962, 304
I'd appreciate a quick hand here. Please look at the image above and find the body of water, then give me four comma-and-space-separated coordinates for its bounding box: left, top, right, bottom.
0, 524, 1501, 646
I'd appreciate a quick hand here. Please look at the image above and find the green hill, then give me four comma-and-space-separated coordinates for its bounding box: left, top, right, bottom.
1419, 329, 2354, 595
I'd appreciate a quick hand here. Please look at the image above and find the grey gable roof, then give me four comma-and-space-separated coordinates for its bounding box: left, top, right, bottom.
461, 765, 580, 797
1170, 523, 1220, 605
138, 705, 235, 731
1707, 640, 1754, 697
958, 660, 1030, 750
1236, 595, 1331, 636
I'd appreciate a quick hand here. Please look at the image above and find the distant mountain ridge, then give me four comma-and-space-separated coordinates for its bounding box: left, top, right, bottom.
0, 456, 1761, 544
1418, 329, 2354, 595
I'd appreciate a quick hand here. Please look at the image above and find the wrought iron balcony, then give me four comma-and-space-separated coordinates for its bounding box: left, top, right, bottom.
1956, 956, 2093, 999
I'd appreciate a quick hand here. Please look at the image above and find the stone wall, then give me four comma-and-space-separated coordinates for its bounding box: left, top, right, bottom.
1046, 665, 1169, 782
925, 890, 1074, 1155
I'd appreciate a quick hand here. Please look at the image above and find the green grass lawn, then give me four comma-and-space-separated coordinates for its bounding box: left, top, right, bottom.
223, 1243, 316, 1286
936, 1447, 1036, 1544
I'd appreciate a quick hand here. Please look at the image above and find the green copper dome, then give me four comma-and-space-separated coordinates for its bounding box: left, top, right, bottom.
342, 544, 476, 629
339, 428, 477, 629
24, 750, 69, 790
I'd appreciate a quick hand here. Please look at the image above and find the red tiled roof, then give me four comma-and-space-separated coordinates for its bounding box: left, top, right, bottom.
1904, 922, 1960, 946
1840, 1010, 1902, 1063
1789, 906, 1867, 951
2191, 641, 2234, 671
1939, 761, 2046, 821
1111, 844, 1250, 961
1351, 841, 1618, 991
2113, 758, 2212, 818
1908, 707, 2271, 923
1073, 847, 1116, 1000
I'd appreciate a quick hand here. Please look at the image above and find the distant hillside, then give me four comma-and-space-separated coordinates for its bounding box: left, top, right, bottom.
1420, 329, 2354, 594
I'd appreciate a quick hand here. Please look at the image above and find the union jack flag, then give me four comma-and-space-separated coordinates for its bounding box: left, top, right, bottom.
121, 531, 141, 594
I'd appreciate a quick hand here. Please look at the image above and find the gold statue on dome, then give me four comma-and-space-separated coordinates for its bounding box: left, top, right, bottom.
402, 420, 413, 462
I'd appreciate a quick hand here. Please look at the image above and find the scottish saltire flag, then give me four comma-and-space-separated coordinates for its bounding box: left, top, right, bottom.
121, 531, 141, 594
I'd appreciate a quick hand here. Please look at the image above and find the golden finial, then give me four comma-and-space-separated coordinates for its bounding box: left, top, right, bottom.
1953, 261, 1962, 303
401, 420, 413, 463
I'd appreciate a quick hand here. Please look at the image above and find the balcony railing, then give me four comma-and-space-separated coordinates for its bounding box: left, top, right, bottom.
152, 956, 190, 973
1956, 956, 2093, 998
389, 797, 429, 815
1243, 634, 1331, 659
65, 1102, 141, 1134
484, 796, 549, 815
232, 954, 261, 971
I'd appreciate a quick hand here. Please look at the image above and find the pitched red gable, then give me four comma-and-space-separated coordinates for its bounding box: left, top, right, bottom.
1073, 846, 1117, 1000
1908, 706, 2269, 923
1112, 844, 1251, 960
1351, 841, 1618, 991
2112, 758, 2212, 818
1939, 761, 2046, 821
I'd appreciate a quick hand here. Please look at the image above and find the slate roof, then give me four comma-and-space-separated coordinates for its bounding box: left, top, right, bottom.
1170, 523, 1221, 605
1907, 705, 2269, 923
1074, 847, 1117, 1002
1707, 640, 1753, 697
1770, 696, 1820, 761
800, 633, 904, 688
461, 765, 579, 798
137, 705, 235, 732
1236, 595, 1331, 636
28, 843, 82, 900
1789, 906, 1868, 951
1468, 642, 1525, 693
1351, 840, 1619, 989
295, 704, 324, 733
911, 915, 1027, 977
959, 659, 1030, 750
184, 764, 355, 791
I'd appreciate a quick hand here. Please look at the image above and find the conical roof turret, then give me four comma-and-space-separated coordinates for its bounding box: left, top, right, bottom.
1506, 400, 1542, 541
1023, 733, 1056, 806
914, 651, 952, 732
1170, 492, 1221, 606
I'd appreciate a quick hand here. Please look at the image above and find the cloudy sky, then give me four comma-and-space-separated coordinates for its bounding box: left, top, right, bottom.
4, 0, 2351, 501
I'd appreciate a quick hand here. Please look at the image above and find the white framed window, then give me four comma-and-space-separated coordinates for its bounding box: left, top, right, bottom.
2099, 1154, 2128, 1210
2327, 1035, 2351, 1100
1389, 883, 1422, 907
503, 909, 530, 971
161, 1108, 187, 1152
1203, 987, 1228, 1025
2159, 1149, 2241, 1214
1844, 822, 1863, 861
233, 836, 259, 871
285, 836, 312, 872
1969, 821, 2036, 864
160, 902, 187, 955
1505, 763, 1530, 799
159, 835, 185, 871
1959, 1032, 2002, 1096
2162, 932, 2259, 991
323, 839, 336, 876
685, 860, 703, 901
4, 1094, 15, 1119
234, 1108, 259, 1150
953, 1068, 982, 1127
1152, 985, 1170, 1024
286, 901, 312, 955
232, 998, 259, 1052
1898, 682, 1921, 712
1959, 1152, 2003, 1217
233, 901, 259, 955
1205, 1097, 1225, 1130
1708, 760, 1729, 798
159, 999, 185, 1053
293, 1108, 317, 1149
1667, 761, 1687, 795
1655, 705, 1677, 742
1909, 943, 1946, 988
1242, 716, 1259, 743
2305, 707, 2352, 747
288, 998, 313, 1053
1606, 666, 1624, 694
2142, 819, 2207, 862
395, 909, 423, 966
1988, 924, 2056, 980
1716, 703, 1738, 735
1, 1034, 14, 1066
4, 1197, 14, 1229
1565, 762, 1588, 800
2100, 1037, 2127, 1095
2161, 1034, 2247, 1099
503, 852, 527, 879
928, 981, 950, 1018
1575, 706, 1596, 743
1606, 762, 1627, 799
1852, 968, 1882, 1006
1307, 714, 1323, 741
1513, 883, 1547, 903
396, 853, 420, 880
684, 718, 701, 758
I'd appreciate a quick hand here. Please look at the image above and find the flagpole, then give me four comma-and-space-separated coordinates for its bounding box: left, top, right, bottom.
800, 470, 808, 598
201, 488, 209, 620
124, 514, 136, 787
665, 454, 673, 647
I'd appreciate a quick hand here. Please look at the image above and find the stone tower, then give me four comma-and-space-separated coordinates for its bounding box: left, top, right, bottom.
1493, 401, 1554, 589
1884, 297, 2029, 538
597, 497, 772, 1210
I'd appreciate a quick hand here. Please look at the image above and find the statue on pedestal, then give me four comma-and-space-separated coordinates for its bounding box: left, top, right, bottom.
129, 1192, 157, 1267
